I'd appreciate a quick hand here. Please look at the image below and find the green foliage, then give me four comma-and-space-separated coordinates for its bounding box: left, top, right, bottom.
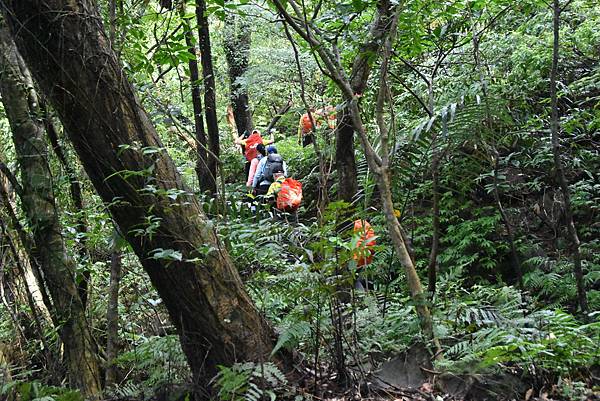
476, 310, 599, 375
433, 281, 600, 378
1, 0, 598, 398
524, 255, 600, 311
110, 335, 190, 398
215, 362, 287, 401
0, 378, 82, 401
271, 320, 311, 356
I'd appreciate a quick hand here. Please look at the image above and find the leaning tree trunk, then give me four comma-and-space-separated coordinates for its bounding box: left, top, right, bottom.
0, 25, 101, 398
0, 218, 54, 370
223, 9, 253, 136
196, 0, 219, 195
3, 0, 281, 391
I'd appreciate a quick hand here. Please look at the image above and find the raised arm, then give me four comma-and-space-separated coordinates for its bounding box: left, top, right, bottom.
234, 134, 246, 146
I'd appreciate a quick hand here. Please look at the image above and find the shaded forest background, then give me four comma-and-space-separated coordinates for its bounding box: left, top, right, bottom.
0, 0, 598, 400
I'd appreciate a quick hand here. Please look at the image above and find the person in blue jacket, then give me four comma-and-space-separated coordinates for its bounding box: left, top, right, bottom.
252, 145, 288, 196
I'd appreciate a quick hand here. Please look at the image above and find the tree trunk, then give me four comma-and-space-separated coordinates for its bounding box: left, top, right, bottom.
196, 0, 219, 195
0, 218, 54, 370
550, 0, 587, 313
491, 149, 523, 288
346, 10, 442, 354
3, 0, 281, 391
427, 153, 440, 297
109, 0, 117, 45
0, 173, 53, 324
371, 155, 442, 356
265, 99, 292, 134
335, 110, 359, 202
180, 4, 211, 193
224, 10, 253, 136
0, 173, 55, 325
105, 243, 122, 386
0, 24, 101, 398
43, 111, 93, 306
335, 0, 395, 202
471, 27, 523, 290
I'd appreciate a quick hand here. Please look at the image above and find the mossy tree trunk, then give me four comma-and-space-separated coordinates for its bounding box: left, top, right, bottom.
196, 0, 219, 195
0, 24, 101, 398
224, 9, 253, 136
3, 0, 282, 392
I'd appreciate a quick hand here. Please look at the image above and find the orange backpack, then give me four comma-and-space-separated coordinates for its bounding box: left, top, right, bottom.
244, 133, 263, 161
300, 113, 320, 134
352, 219, 376, 267
276, 178, 303, 212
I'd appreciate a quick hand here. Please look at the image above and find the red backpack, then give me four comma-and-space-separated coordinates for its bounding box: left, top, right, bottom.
276, 178, 303, 212
352, 219, 376, 267
244, 133, 263, 161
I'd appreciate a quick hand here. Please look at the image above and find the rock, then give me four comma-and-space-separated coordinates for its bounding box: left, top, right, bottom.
369, 343, 433, 390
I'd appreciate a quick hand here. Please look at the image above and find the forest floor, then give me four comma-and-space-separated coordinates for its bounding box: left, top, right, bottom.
289, 343, 600, 401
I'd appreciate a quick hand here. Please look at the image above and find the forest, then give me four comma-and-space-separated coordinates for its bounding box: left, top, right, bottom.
0, 0, 598, 400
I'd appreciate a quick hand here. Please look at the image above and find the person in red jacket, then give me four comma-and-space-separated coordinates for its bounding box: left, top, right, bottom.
234, 129, 273, 177
297, 109, 319, 147
297, 106, 337, 148
352, 219, 377, 291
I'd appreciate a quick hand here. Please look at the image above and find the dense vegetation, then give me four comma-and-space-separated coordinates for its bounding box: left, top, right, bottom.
0, 0, 598, 400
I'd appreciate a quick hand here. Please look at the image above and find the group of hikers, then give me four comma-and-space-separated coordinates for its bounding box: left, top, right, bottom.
232, 106, 339, 214
234, 129, 301, 215
233, 110, 377, 277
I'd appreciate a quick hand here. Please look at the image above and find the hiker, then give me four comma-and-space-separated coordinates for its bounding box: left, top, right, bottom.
352, 219, 376, 266
265, 172, 286, 214
246, 144, 267, 188
297, 106, 337, 147
297, 108, 318, 147
268, 174, 303, 222
234, 129, 274, 176
352, 219, 377, 291
252, 145, 288, 196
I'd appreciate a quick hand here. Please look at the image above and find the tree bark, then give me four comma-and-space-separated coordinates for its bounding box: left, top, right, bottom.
109, 0, 117, 45
0, 173, 52, 324
223, 10, 253, 136
196, 0, 219, 195
180, 4, 211, 193
43, 111, 93, 306
0, 24, 101, 398
335, 110, 359, 202
427, 153, 440, 297
3, 0, 281, 391
550, 0, 587, 313
0, 174, 54, 325
335, 0, 395, 202
0, 218, 54, 369
105, 243, 122, 386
